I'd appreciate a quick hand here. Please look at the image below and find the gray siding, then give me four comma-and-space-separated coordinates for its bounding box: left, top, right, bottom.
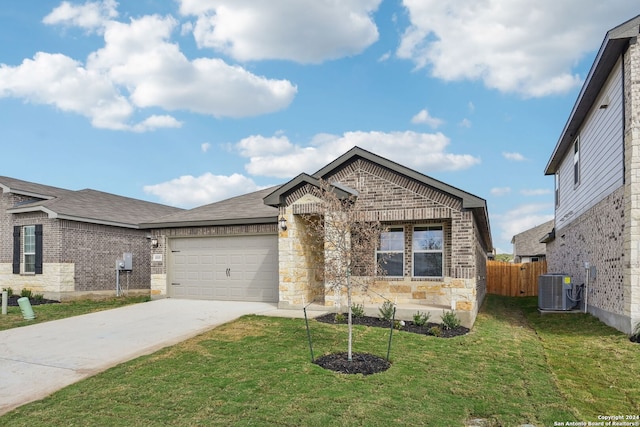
556, 57, 624, 231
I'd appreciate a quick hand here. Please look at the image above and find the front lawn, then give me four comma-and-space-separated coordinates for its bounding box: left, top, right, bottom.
0, 295, 150, 331
1, 295, 638, 426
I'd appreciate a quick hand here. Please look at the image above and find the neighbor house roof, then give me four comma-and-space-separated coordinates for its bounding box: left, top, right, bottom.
0, 176, 74, 200
511, 220, 554, 258
545, 15, 640, 175
2, 177, 183, 229
141, 186, 281, 229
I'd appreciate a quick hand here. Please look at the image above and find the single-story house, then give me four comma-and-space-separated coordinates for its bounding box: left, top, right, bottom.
142, 146, 493, 327
511, 220, 554, 263
0, 176, 182, 300
544, 15, 640, 334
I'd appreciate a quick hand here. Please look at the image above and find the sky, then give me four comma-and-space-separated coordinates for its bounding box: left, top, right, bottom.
1, 1, 638, 254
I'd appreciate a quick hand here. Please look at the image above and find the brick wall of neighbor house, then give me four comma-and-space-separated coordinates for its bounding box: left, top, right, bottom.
547, 187, 626, 322
149, 223, 278, 297
0, 210, 75, 296
60, 220, 151, 294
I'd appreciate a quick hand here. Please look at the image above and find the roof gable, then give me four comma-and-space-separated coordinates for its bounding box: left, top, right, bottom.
4, 177, 182, 229
545, 15, 640, 175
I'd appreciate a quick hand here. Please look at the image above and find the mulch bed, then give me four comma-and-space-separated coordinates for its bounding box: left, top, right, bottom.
4, 295, 60, 307
315, 313, 470, 338
313, 313, 470, 375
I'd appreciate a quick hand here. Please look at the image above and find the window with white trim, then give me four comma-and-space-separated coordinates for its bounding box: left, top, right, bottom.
23, 225, 36, 274
377, 227, 404, 277
573, 137, 580, 186
413, 225, 443, 277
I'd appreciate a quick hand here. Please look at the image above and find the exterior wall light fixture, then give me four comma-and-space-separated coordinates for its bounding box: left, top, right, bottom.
150, 237, 159, 248
279, 216, 287, 231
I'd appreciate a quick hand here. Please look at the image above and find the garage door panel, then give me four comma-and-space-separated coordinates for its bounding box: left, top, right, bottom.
169, 235, 278, 302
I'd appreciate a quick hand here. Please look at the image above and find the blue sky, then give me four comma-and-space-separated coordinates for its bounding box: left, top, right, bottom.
1, 1, 637, 253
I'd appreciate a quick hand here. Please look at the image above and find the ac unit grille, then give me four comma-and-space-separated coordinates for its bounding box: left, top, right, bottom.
538, 274, 571, 310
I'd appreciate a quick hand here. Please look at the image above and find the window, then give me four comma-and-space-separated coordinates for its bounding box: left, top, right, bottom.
377, 227, 404, 276
413, 225, 443, 277
573, 137, 580, 186
23, 225, 36, 274
555, 172, 560, 207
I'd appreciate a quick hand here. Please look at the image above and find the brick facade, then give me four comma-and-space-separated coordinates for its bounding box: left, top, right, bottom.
276, 157, 489, 327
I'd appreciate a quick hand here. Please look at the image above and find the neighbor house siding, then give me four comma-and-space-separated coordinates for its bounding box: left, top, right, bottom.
556, 57, 624, 230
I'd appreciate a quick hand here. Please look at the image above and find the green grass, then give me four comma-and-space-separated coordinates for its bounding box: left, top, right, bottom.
0, 296, 150, 331
1, 295, 639, 426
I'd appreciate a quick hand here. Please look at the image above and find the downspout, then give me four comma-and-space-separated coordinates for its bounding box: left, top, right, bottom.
584, 262, 590, 314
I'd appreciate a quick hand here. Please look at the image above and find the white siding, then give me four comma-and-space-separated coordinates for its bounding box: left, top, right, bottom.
556, 57, 624, 230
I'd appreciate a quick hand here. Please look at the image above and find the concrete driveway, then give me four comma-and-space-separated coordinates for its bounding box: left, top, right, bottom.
0, 299, 316, 416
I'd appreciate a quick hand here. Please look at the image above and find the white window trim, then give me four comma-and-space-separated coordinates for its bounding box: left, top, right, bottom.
23, 225, 36, 274
412, 224, 444, 278
376, 226, 405, 277
573, 136, 580, 188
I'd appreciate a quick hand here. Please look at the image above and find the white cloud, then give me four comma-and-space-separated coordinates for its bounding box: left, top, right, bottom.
503, 152, 526, 161
398, 0, 637, 97
237, 130, 480, 178
1, 10, 297, 131
43, 0, 118, 32
411, 109, 444, 128
459, 118, 472, 128
143, 173, 261, 208
179, 0, 381, 63
378, 51, 391, 62
467, 101, 475, 113
521, 188, 552, 196
493, 203, 554, 244
201, 143, 211, 153
491, 187, 511, 196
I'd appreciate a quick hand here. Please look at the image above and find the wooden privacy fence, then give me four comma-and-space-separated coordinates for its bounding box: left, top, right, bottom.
486, 260, 547, 297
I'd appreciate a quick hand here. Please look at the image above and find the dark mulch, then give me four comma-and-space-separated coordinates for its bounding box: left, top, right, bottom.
4, 295, 60, 307
314, 352, 390, 375
315, 313, 470, 338
631, 335, 640, 343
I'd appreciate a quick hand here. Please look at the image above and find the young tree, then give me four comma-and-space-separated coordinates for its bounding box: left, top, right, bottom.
301, 179, 385, 361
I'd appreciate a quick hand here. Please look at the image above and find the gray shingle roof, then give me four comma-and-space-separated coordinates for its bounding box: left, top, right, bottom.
0, 176, 74, 199
141, 186, 281, 228
2, 177, 182, 228
511, 220, 554, 257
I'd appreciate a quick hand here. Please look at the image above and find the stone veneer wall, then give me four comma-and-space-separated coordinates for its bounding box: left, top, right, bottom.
150, 223, 278, 297
624, 38, 640, 333
277, 159, 487, 327
547, 186, 626, 325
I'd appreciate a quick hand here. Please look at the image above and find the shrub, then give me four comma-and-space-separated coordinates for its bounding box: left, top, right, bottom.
394, 320, 406, 330
429, 326, 442, 337
441, 310, 461, 330
378, 301, 395, 322
413, 311, 431, 327
334, 313, 346, 324
20, 288, 33, 298
2, 287, 13, 297
33, 293, 44, 302
351, 303, 365, 318
631, 322, 640, 343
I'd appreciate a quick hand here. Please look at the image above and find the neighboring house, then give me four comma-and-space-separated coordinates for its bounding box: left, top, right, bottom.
544, 15, 640, 334
0, 177, 182, 300
143, 147, 493, 327
511, 220, 554, 263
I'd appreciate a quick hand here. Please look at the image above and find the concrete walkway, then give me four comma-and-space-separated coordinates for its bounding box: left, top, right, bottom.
0, 299, 326, 416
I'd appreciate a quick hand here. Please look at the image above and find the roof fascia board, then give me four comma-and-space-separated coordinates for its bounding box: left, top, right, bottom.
140, 216, 277, 229
545, 16, 640, 175
0, 184, 56, 200
8, 205, 140, 229
263, 173, 355, 207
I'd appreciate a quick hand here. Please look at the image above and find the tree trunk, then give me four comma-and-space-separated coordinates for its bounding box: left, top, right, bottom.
347, 270, 353, 362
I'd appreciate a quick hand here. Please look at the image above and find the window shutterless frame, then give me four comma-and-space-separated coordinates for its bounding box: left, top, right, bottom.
412, 225, 444, 278
376, 226, 404, 277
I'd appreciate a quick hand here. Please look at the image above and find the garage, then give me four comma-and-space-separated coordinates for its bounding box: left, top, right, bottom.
168, 234, 278, 302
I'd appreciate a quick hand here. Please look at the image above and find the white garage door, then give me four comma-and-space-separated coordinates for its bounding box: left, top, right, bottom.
168, 235, 278, 302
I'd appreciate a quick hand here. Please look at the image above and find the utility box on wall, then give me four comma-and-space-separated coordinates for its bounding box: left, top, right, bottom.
123, 252, 132, 271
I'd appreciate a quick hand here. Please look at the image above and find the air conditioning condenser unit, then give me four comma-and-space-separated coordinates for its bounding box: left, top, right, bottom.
538, 274, 573, 311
